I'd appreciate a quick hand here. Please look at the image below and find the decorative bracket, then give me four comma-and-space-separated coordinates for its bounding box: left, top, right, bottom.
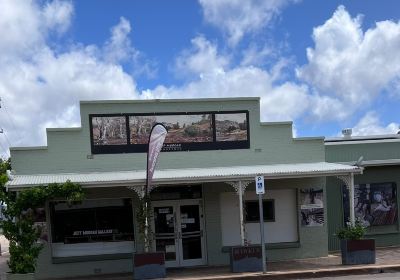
336, 175, 351, 190
127, 185, 159, 199
225, 180, 252, 196
127, 186, 145, 199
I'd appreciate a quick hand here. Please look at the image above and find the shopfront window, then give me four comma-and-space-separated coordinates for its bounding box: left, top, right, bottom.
244, 200, 275, 222
50, 198, 134, 244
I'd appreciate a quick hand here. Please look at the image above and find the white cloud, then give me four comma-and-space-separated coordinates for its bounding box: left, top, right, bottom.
297, 5, 400, 120
144, 37, 309, 122
0, 1, 140, 152
42, 0, 73, 34
174, 36, 229, 78
199, 0, 298, 46
351, 112, 399, 136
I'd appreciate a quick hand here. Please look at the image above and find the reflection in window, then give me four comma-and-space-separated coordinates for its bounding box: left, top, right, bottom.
51, 199, 134, 244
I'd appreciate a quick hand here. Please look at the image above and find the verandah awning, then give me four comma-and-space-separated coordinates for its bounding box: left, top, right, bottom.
6, 162, 362, 190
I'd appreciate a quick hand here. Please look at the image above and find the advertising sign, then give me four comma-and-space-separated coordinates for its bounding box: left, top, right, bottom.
147, 124, 168, 191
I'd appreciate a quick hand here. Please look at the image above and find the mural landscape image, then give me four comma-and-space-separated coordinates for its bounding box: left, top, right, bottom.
92, 116, 127, 146
129, 114, 213, 144
215, 113, 247, 142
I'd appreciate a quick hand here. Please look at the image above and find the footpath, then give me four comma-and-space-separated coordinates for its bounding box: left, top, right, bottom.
1, 236, 400, 280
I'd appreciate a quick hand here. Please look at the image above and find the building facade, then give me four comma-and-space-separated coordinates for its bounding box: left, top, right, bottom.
326, 133, 400, 251
7, 98, 361, 279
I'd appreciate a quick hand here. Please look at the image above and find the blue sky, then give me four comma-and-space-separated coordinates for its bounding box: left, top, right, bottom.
0, 0, 400, 158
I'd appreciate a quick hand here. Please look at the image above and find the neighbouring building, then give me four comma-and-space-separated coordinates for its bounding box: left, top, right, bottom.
325, 131, 400, 251
7, 97, 363, 279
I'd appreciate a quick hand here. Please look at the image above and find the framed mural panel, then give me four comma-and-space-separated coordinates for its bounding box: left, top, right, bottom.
89, 111, 250, 154
300, 188, 324, 227
342, 182, 398, 227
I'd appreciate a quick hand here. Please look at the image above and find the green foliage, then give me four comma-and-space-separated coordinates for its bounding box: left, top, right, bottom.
0, 163, 85, 274
136, 194, 153, 252
184, 125, 200, 137
336, 220, 366, 240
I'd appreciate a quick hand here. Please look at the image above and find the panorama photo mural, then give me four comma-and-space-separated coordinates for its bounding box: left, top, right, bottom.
129, 114, 213, 144
91, 116, 127, 146
343, 183, 398, 227
215, 113, 248, 142
90, 111, 249, 154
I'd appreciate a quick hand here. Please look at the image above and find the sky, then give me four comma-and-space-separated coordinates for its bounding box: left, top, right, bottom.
1, 0, 400, 158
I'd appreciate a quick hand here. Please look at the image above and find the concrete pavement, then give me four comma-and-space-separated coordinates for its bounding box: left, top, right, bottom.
1, 237, 400, 279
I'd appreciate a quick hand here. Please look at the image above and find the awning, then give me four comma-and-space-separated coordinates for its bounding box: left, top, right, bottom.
6, 162, 362, 190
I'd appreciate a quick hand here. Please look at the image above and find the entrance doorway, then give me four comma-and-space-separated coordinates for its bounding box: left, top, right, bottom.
152, 199, 206, 267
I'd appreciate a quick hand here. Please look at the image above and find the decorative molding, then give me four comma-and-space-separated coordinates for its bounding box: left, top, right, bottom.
225, 180, 253, 195
127, 186, 145, 199
127, 185, 159, 199
336, 175, 351, 189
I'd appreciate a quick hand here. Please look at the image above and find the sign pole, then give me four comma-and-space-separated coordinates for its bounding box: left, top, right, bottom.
256, 175, 266, 273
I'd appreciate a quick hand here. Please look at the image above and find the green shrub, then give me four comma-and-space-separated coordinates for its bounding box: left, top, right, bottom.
0, 174, 84, 273
336, 220, 366, 240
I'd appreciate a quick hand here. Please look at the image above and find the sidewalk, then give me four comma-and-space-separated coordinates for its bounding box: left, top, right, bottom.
1, 242, 400, 279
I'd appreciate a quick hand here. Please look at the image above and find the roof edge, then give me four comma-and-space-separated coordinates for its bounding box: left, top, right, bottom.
10, 146, 48, 151
260, 121, 293, 126
80, 97, 260, 105
46, 127, 81, 132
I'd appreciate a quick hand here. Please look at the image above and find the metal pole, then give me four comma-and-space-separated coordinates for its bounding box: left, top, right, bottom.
258, 194, 266, 273
349, 173, 355, 226
238, 181, 245, 246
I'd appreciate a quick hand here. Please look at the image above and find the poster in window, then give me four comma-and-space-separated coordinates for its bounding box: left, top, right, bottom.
342, 183, 397, 227
215, 113, 248, 142
91, 116, 127, 146
300, 188, 324, 227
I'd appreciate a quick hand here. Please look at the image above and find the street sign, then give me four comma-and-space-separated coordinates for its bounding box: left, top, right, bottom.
255, 175, 265, 194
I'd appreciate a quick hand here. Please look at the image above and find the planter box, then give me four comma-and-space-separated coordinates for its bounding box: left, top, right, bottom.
5, 273, 35, 280
133, 252, 166, 279
230, 245, 264, 273
340, 239, 375, 265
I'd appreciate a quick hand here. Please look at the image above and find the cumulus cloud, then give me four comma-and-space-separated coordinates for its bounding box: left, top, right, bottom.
0, 0, 139, 152
297, 5, 400, 120
351, 112, 399, 136
199, 0, 298, 46
174, 36, 229, 78
144, 37, 309, 122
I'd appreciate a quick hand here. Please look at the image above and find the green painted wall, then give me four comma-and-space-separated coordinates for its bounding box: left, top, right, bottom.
10, 98, 324, 175
34, 177, 329, 279
203, 177, 328, 266
326, 140, 400, 251
9, 98, 329, 278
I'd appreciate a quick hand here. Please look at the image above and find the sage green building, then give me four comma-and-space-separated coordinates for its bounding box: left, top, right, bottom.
7, 98, 361, 279
326, 133, 400, 251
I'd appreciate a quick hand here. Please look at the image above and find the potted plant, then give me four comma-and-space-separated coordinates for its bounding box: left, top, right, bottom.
0, 162, 84, 280
336, 220, 375, 265
133, 193, 166, 280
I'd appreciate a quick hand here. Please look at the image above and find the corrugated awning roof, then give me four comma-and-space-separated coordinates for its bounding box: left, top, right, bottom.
6, 162, 362, 189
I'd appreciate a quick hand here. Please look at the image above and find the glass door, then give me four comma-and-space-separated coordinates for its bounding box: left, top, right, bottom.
152, 199, 206, 267
153, 204, 179, 267
178, 201, 206, 267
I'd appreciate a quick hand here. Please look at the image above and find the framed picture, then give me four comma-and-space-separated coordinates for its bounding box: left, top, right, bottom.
89, 111, 250, 154
342, 182, 398, 226
300, 188, 324, 227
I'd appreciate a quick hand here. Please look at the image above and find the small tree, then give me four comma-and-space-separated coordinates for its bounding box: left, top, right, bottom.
0, 163, 84, 274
